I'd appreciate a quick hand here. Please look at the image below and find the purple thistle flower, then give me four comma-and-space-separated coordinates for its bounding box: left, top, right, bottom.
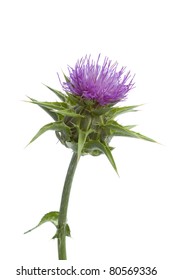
59, 54, 135, 106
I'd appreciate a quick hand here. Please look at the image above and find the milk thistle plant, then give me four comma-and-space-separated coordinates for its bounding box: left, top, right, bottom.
25, 54, 155, 260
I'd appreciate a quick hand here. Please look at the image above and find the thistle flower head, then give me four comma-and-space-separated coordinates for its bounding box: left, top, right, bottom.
28, 54, 155, 175
60, 54, 134, 106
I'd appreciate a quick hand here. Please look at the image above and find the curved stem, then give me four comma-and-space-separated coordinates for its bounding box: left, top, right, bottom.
57, 152, 79, 260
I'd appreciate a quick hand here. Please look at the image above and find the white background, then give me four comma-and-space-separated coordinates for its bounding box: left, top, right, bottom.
0, 0, 173, 279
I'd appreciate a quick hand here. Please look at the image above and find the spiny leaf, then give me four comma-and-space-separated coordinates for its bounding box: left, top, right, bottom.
27, 121, 71, 146
77, 128, 93, 160
66, 91, 81, 105
85, 140, 119, 175
27, 99, 68, 110
124, 125, 137, 129
107, 121, 156, 143
51, 108, 84, 118
106, 105, 141, 119
63, 72, 70, 83
24, 211, 59, 234
42, 84, 66, 102
77, 129, 87, 161
92, 107, 111, 116
27, 97, 58, 121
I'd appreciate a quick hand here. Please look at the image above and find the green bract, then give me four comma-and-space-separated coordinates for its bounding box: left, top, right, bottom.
27, 84, 156, 175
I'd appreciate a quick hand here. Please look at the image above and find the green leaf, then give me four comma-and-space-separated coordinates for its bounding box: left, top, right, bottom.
77, 129, 87, 160
77, 128, 93, 160
106, 105, 141, 119
24, 211, 71, 238
66, 92, 81, 105
107, 121, 156, 143
85, 141, 119, 175
91, 107, 111, 116
27, 97, 59, 121
124, 125, 136, 129
43, 84, 67, 102
27, 121, 71, 145
52, 108, 84, 118
24, 211, 59, 234
27, 99, 68, 110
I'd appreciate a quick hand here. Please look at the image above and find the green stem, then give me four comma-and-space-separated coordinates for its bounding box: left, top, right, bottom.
57, 152, 79, 260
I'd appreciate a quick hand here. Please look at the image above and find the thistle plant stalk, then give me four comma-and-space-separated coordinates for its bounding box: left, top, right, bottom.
57, 152, 79, 260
